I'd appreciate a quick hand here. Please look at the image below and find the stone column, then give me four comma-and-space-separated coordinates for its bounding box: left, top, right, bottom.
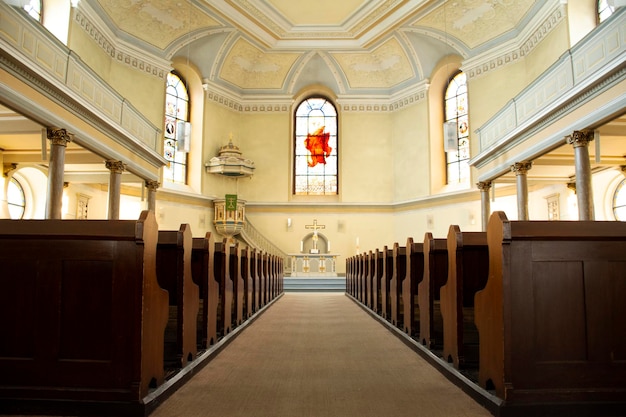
145, 180, 160, 212
46, 128, 72, 219
511, 161, 532, 220
105, 159, 126, 220
477, 181, 492, 231
567, 130, 595, 220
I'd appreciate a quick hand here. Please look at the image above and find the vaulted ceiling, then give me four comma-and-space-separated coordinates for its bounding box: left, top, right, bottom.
85, 0, 542, 97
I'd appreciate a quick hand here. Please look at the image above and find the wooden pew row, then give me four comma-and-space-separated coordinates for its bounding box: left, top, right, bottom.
0, 211, 169, 406
157, 224, 200, 370
191, 232, 219, 348
440, 227, 488, 371
390, 243, 406, 328
475, 211, 626, 407
418, 233, 448, 350
402, 237, 423, 337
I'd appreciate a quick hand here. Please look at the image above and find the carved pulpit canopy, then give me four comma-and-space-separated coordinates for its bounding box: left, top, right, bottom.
205, 134, 255, 177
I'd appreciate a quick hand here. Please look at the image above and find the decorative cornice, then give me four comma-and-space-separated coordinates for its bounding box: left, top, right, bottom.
74, 9, 171, 80
463, 3, 566, 80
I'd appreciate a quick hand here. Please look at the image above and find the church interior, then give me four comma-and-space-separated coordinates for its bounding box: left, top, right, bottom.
0, 0, 625, 415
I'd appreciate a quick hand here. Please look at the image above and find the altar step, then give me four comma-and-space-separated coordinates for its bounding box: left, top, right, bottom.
284, 277, 346, 292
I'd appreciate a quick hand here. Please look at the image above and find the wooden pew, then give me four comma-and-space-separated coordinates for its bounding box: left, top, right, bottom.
157, 224, 199, 370
251, 249, 260, 313
191, 232, 219, 348
365, 251, 374, 309
418, 233, 447, 350
402, 237, 424, 337
374, 249, 384, 315
359, 253, 366, 304
380, 246, 392, 319
371, 250, 380, 314
440, 226, 488, 370
475, 211, 626, 407
230, 242, 243, 327
214, 239, 233, 337
241, 247, 253, 319
0, 211, 169, 407
390, 243, 406, 328
259, 251, 267, 308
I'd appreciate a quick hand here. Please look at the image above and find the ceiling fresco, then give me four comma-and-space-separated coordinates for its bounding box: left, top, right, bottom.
88, 0, 546, 95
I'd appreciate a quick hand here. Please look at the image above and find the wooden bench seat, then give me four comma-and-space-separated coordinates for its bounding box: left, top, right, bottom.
440, 226, 488, 371
191, 232, 219, 348
475, 211, 626, 407
402, 237, 424, 337
390, 243, 406, 328
0, 211, 168, 408
418, 233, 448, 350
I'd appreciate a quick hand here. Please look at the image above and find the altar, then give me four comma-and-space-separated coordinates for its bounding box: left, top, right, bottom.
287, 253, 339, 277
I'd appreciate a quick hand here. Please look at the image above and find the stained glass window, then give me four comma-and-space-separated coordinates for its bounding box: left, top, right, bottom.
23, 0, 42, 22
598, 0, 615, 23
163, 72, 189, 184
7, 177, 25, 219
294, 97, 338, 195
444, 71, 470, 184
613, 178, 626, 221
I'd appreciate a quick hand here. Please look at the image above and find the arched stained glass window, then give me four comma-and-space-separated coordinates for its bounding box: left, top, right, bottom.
294, 97, 338, 195
23, 0, 42, 22
163, 71, 189, 184
444, 71, 470, 184
614, 178, 626, 221
7, 177, 25, 219
598, 0, 615, 23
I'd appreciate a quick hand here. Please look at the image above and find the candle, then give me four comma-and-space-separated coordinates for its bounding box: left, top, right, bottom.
300, 241, 303, 252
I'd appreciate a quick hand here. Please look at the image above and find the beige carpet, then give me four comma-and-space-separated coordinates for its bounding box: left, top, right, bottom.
150, 293, 493, 417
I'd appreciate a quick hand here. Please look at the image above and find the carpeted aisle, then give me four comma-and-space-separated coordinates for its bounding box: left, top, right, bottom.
150, 293, 492, 417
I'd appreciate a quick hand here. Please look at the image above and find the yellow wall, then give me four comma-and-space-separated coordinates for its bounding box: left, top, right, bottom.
392, 101, 430, 201
340, 112, 394, 203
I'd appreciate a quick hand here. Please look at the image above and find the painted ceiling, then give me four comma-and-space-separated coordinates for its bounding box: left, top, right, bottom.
87, 0, 542, 97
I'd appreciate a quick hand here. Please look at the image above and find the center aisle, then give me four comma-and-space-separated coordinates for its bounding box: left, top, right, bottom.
150, 293, 492, 417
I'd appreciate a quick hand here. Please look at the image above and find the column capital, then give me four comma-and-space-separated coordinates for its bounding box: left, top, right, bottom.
511, 161, 532, 175
566, 130, 594, 148
3, 163, 17, 177
476, 181, 492, 191
105, 159, 126, 173
620, 166, 626, 177
145, 179, 160, 191
46, 128, 72, 146
567, 182, 577, 193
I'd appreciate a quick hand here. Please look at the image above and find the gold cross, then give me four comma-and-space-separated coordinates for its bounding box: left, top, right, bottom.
305, 219, 325, 234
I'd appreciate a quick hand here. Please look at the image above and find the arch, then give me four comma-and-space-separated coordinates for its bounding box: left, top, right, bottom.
292, 89, 339, 196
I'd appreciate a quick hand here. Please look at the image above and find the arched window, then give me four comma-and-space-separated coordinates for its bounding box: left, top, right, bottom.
7, 177, 25, 219
613, 177, 626, 221
163, 71, 190, 184
23, 0, 42, 22
294, 97, 338, 195
598, 0, 615, 23
444, 71, 470, 184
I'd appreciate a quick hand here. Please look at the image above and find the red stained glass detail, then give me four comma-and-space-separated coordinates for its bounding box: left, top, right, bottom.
304, 126, 332, 167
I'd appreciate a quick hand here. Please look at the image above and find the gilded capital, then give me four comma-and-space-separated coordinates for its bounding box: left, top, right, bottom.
3, 163, 17, 177
511, 161, 532, 175
105, 159, 126, 173
566, 130, 594, 148
145, 180, 160, 191
477, 181, 492, 191
46, 128, 72, 146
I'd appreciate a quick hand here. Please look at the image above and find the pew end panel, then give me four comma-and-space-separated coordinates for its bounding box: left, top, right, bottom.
475, 211, 626, 406
0, 211, 169, 405
403, 238, 424, 337
418, 234, 448, 351
157, 225, 200, 370
192, 232, 218, 348
440, 226, 488, 371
